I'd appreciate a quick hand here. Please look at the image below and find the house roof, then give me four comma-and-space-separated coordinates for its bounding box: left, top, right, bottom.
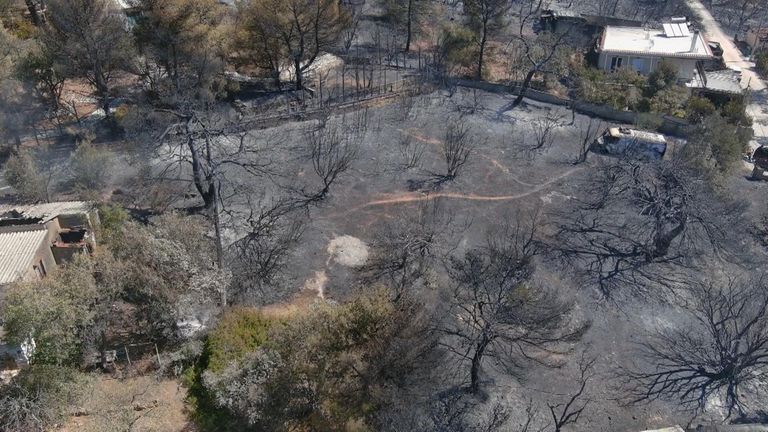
0, 201, 95, 223
599, 26, 713, 59
704, 69, 743, 94
0, 227, 48, 285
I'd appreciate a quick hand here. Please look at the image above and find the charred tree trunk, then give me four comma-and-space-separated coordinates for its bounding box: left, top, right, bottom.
510, 68, 536, 110
294, 57, 304, 90
25, 0, 41, 26
476, 21, 488, 79
469, 333, 490, 394
405, 0, 414, 52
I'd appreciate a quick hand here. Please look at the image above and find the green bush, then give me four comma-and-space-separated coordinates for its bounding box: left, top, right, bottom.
756, 52, 768, 77
3, 149, 48, 203
575, 66, 646, 110
721, 99, 752, 126
205, 308, 276, 373
96, 202, 129, 244
438, 25, 476, 70
69, 140, 112, 197
647, 59, 679, 96
686, 96, 716, 122
0, 365, 87, 432
649, 86, 688, 118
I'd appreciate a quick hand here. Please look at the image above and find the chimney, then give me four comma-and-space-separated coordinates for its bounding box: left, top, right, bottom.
690, 30, 699, 52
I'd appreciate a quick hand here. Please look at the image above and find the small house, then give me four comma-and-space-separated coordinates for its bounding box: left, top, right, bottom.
597, 20, 714, 83
0, 201, 98, 375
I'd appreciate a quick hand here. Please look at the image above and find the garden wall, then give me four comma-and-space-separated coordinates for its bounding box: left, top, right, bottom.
450, 79, 689, 137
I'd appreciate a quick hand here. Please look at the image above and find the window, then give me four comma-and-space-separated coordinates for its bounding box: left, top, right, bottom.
630, 57, 650, 74
33, 260, 46, 279
610, 56, 624, 71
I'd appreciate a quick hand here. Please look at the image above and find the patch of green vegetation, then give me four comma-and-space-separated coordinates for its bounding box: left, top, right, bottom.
182, 349, 243, 432
756, 52, 768, 77
205, 307, 276, 373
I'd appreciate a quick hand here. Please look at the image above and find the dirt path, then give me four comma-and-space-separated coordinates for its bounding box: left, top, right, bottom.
329, 166, 584, 218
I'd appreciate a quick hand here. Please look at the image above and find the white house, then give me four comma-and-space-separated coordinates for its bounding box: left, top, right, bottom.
597, 21, 714, 83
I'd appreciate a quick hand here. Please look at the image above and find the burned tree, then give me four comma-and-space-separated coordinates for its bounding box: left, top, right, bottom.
147, 108, 275, 272
546, 352, 596, 432
443, 214, 590, 394
228, 199, 305, 305
520, 113, 564, 155
431, 120, 474, 184
505, 0, 572, 111
360, 201, 459, 302
551, 158, 748, 299
299, 111, 363, 204
573, 117, 604, 164
625, 276, 768, 418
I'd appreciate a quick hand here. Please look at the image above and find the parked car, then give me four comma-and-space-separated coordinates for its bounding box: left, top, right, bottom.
708, 40, 724, 57
752, 145, 768, 180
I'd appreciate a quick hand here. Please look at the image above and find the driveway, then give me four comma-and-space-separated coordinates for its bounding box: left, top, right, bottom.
686, 0, 768, 154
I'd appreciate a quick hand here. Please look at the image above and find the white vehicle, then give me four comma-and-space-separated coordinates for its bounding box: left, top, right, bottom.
594, 127, 668, 160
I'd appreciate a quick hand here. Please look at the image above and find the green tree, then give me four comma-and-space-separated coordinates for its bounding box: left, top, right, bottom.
4, 149, 48, 202
646, 59, 678, 96
649, 85, 688, 117
464, 0, 509, 79
16, 41, 66, 111
44, 0, 134, 118
69, 140, 112, 197
237, 0, 349, 89
686, 95, 716, 122
756, 52, 768, 77
721, 99, 752, 126
110, 213, 230, 339
385, 0, 430, 52
200, 291, 438, 431
684, 113, 752, 175
133, 0, 228, 101
2, 252, 124, 366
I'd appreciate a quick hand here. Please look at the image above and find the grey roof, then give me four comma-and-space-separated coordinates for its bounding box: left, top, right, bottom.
0, 201, 95, 223
704, 69, 743, 94
0, 227, 48, 285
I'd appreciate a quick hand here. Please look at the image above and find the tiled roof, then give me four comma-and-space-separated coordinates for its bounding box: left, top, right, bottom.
0, 227, 48, 285
0, 201, 94, 223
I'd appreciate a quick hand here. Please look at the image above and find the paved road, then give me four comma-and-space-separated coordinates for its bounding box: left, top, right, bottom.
686, 0, 768, 149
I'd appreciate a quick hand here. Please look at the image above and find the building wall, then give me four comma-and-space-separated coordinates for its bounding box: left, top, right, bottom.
597, 52, 698, 80
21, 237, 57, 281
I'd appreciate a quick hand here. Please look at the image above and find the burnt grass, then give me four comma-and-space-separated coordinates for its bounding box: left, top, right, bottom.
123, 87, 765, 430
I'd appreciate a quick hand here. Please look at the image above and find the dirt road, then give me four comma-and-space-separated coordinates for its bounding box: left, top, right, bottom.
686, 0, 768, 145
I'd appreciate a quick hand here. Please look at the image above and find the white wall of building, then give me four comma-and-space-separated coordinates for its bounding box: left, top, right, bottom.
597, 52, 699, 81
